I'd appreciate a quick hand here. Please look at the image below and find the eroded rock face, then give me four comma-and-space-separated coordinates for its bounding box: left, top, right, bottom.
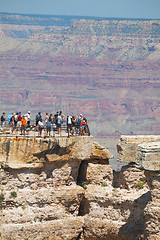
136, 142, 160, 171
117, 136, 160, 240
0, 135, 159, 240
117, 135, 160, 163
116, 163, 147, 189
142, 171, 160, 240
0, 136, 93, 168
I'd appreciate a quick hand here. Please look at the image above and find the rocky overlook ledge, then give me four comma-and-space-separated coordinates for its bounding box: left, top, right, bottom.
0, 135, 160, 240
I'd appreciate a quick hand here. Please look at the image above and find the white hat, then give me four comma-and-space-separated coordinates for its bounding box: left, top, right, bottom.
28, 111, 30, 113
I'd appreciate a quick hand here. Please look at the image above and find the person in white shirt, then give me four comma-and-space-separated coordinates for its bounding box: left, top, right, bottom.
38, 119, 44, 137
26, 111, 31, 129
67, 114, 72, 137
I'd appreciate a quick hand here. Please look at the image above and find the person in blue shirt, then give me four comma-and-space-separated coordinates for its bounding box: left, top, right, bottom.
8, 113, 13, 124
45, 119, 51, 137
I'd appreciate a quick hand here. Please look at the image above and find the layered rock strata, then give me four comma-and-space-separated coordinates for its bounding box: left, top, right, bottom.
117, 136, 160, 240
0, 135, 159, 240
117, 135, 160, 163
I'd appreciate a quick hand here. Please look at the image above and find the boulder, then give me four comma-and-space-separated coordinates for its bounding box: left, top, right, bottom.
136, 142, 160, 171
90, 142, 113, 160
117, 135, 160, 163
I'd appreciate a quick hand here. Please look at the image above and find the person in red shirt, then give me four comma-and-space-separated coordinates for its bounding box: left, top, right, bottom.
17, 112, 22, 132
79, 118, 86, 136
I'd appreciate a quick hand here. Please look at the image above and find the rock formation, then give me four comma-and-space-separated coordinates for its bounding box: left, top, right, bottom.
0, 135, 159, 239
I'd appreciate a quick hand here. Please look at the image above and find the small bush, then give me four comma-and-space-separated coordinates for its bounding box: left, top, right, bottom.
112, 188, 118, 192
10, 191, 17, 198
82, 181, 88, 189
0, 193, 4, 202
101, 181, 108, 187
101, 224, 105, 228
39, 217, 43, 222
0, 193, 5, 209
137, 181, 145, 189
21, 205, 26, 210
24, 238, 28, 240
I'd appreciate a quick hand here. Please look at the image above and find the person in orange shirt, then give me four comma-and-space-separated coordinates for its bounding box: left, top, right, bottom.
21, 116, 27, 135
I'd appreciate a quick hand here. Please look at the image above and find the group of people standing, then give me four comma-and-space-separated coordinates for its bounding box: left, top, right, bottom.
1, 111, 89, 137
35, 111, 89, 137
1, 111, 31, 135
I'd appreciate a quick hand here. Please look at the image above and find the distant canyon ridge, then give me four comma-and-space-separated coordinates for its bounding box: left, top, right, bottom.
0, 13, 160, 137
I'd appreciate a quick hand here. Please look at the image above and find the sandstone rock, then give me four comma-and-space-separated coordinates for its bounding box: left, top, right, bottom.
117, 135, 160, 163
90, 142, 113, 160
136, 141, 160, 171
0, 136, 93, 169
0, 135, 160, 240
83, 217, 121, 240
142, 172, 160, 240
0, 217, 84, 240
117, 163, 148, 189
83, 185, 149, 222
78, 160, 113, 185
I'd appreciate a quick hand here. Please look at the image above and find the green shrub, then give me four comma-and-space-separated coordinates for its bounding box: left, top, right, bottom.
0, 193, 4, 202
0, 193, 5, 209
112, 188, 118, 192
101, 224, 105, 228
101, 181, 108, 187
82, 181, 88, 189
137, 181, 145, 189
10, 191, 17, 198
21, 205, 26, 210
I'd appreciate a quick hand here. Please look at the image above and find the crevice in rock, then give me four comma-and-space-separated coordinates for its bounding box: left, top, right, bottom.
112, 169, 121, 188
118, 191, 151, 239
78, 197, 90, 216
77, 160, 88, 186
76, 232, 82, 240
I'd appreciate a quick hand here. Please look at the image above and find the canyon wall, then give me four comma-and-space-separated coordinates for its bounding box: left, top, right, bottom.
0, 13, 160, 137
0, 135, 160, 239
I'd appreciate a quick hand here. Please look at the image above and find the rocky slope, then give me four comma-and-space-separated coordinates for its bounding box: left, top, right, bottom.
0, 135, 160, 239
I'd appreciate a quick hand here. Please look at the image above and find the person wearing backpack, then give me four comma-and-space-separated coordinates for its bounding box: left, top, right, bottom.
35, 112, 42, 130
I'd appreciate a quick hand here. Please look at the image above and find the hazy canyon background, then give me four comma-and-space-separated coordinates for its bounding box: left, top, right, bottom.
0, 13, 160, 167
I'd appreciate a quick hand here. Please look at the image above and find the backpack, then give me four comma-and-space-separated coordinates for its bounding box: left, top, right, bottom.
36, 114, 41, 121
46, 121, 51, 127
